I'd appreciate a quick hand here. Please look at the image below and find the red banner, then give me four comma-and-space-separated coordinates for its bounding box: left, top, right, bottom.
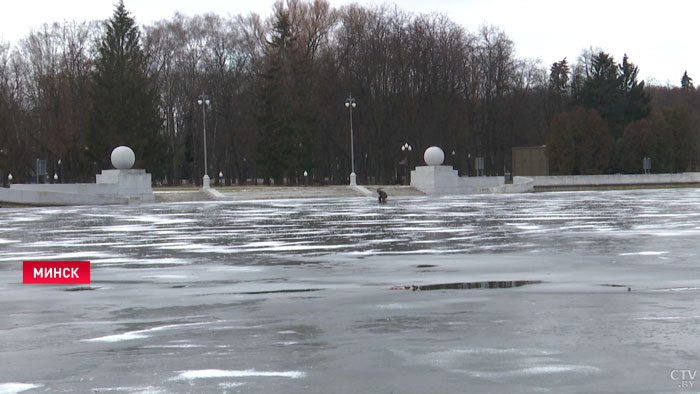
23, 261, 91, 284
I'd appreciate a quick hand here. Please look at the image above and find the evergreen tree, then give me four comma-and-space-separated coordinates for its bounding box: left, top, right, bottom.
255, 6, 315, 184
549, 58, 570, 94
548, 58, 572, 116
86, 1, 166, 176
619, 54, 651, 125
576, 52, 624, 138
681, 71, 694, 91
575, 52, 651, 141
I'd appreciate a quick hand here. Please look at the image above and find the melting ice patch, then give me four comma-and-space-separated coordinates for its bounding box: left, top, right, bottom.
84, 331, 149, 342
207, 266, 264, 273
219, 382, 245, 389
275, 341, 298, 346
91, 386, 168, 394
652, 287, 700, 292
635, 315, 700, 321
123, 215, 196, 225
171, 369, 306, 380
0, 250, 118, 262
619, 251, 668, 256
90, 257, 189, 266
143, 344, 203, 348
83, 322, 212, 343
0, 383, 42, 394
468, 364, 601, 378
396, 347, 600, 380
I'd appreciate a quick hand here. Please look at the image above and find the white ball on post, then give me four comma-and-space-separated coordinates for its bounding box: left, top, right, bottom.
111, 146, 135, 169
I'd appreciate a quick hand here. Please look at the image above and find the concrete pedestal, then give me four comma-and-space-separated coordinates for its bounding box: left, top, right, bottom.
96, 169, 154, 201
410, 166, 511, 195
95, 169, 155, 201
411, 166, 458, 195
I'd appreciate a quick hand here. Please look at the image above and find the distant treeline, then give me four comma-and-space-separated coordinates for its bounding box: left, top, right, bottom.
1, 0, 699, 185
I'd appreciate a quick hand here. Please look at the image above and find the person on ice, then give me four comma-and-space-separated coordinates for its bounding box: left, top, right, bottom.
377, 188, 387, 203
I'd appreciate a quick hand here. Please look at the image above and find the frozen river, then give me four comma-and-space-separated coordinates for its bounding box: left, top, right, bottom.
2, 189, 700, 393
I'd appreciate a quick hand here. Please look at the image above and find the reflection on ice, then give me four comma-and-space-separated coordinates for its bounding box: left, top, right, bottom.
415, 280, 543, 291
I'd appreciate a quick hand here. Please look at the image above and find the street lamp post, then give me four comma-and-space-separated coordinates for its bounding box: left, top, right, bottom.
467, 153, 471, 177
243, 157, 248, 185
345, 95, 357, 186
197, 92, 211, 188
401, 142, 412, 185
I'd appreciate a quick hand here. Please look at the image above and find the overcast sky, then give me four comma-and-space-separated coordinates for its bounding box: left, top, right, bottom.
1, 0, 697, 86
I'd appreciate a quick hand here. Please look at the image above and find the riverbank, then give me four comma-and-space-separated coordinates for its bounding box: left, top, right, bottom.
4, 173, 700, 207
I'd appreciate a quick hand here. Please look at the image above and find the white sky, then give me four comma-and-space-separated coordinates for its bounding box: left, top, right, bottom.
1, 0, 697, 86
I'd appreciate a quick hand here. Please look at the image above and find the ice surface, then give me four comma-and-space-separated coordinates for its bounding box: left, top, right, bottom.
2, 189, 700, 393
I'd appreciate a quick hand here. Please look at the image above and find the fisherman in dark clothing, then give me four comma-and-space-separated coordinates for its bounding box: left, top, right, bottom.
377, 188, 388, 203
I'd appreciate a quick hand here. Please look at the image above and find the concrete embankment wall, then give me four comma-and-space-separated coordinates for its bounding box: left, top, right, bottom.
483, 176, 534, 194
531, 173, 700, 191
0, 186, 129, 205
1, 169, 155, 205
411, 166, 700, 196
9, 183, 119, 195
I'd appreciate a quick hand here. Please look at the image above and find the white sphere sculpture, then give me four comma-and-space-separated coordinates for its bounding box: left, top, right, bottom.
111, 146, 135, 169
424, 146, 445, 166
